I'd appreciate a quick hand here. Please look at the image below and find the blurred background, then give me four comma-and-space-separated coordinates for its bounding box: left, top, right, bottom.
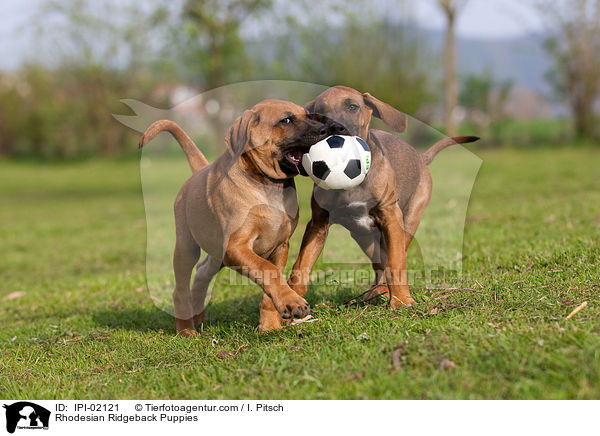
1, 0, 599, 160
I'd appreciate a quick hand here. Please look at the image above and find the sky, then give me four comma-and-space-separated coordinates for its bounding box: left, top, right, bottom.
411, 0, 544, 39
0, 0, 546, 71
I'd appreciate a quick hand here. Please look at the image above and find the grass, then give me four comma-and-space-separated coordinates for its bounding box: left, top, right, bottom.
1, 145, 599, 399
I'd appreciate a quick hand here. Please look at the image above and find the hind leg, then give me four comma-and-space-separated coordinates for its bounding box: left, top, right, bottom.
403, 170, 432, 249
190, 255, 223, 328
351, 231, 389, 302
173, 232, 201, 337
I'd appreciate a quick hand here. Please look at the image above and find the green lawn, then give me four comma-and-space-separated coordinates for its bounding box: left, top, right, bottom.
1, 146, 599, 399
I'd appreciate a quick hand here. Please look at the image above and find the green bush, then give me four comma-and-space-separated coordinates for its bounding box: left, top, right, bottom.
0, 66, 159, 160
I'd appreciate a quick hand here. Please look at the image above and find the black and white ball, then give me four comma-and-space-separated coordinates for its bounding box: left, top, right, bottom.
302, 135, 371, 190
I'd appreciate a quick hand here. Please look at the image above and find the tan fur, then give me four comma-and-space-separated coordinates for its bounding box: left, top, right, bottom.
140, 100, 344, 335
289, 86, 479, 309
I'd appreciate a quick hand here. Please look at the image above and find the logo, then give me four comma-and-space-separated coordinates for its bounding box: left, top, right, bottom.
3, 402, 50, 434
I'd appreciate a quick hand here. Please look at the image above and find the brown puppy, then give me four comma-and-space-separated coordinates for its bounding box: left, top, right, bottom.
139, 99, 346, 335
288, 86, 479, 310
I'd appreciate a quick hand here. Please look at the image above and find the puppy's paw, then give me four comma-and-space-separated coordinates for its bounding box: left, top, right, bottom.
363, 285, 389, 303
390, 295, 417, 309
176, 328, 200, 338
175, 317, 199, 338
258, 312, 283, 332
276, 290, 310, 319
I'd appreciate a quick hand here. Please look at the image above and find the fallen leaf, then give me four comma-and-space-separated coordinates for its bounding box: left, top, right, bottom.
216, 351, 234, 359
2, 291, 25, 301
392, 340, 408, 370
429, 307, 439, 315
346, 370, 364, 381
213, 384, 221, 391
440, 358, 457, 370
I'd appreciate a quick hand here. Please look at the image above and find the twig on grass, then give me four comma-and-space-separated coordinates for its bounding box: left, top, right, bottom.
566, 301, 588, 320
522, 261, 534, 274
291, 314, 319, 325
349, 306, 369, 322
432, 287, 478, 300
343, 284, 387, 306
216, 343, 249, 359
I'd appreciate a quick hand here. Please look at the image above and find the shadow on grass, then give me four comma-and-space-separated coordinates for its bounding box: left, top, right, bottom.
91, 262, 429, 334
91, 294, 264, 333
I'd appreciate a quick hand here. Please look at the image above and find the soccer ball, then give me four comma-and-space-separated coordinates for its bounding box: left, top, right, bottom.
302, 135, 371, 190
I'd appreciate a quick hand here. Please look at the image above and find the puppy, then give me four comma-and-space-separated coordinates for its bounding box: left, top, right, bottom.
288, 86, 479, 309
139, 99, 346, 335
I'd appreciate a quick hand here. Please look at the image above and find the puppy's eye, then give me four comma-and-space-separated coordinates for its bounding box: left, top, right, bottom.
347, 104, 359, 112
279, 117, 293, 125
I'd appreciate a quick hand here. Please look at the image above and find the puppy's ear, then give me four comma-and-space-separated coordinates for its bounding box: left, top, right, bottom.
304, 98, 317, 114
362, 92, 407, 133
225, 109, 256, 156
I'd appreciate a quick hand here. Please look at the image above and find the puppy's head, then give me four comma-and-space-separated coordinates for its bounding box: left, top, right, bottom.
305, 86, 407, 139
226, 99, 347, 179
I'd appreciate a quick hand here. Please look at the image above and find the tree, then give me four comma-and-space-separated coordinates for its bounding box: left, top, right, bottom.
248, 3, 433, 116
177, 0, 271, 89
537, 0, 600, 139
437, 0, 469, 136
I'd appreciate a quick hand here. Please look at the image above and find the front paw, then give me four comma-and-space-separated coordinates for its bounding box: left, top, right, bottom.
275, 290, 310, 319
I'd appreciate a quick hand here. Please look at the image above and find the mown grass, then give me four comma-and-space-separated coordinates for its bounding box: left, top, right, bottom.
1, 146, 599, 399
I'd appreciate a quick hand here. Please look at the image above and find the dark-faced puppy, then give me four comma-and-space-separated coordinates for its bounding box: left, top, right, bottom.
288, 86, 478, 310
139, 99, 346, 335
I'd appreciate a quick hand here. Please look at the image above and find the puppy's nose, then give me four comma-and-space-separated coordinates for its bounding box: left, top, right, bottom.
331, 122, 349, 135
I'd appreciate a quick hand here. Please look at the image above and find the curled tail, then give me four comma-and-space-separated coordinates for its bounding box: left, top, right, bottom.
139, 120, 209, 173
422, 135, 480, 165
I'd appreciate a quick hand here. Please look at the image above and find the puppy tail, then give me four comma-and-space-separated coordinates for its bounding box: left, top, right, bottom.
422, 136, 480, 165
139, 120, 209, 172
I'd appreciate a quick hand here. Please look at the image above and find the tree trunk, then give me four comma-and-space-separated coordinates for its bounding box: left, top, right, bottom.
444, 9, 458, 137
572, 94, 595, 139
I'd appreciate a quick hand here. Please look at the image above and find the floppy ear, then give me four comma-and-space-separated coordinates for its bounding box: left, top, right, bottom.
225, 109, 256, 157
304, 98, 317, 114
362, 92, 407, 133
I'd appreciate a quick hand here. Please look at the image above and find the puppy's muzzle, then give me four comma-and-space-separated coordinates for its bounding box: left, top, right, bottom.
280, 117, 348, 176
